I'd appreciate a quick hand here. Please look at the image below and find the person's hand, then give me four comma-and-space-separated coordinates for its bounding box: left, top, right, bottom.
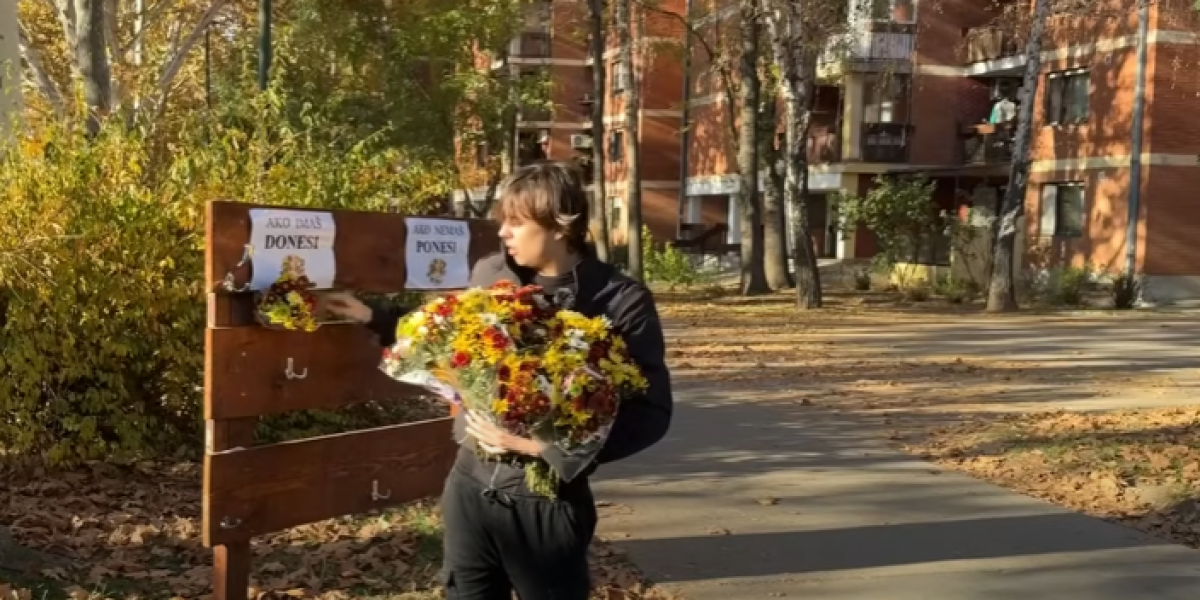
320, 291, 373, 323
465, 411, 541, 457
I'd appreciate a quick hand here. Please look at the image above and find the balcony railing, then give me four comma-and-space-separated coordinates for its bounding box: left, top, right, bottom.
819, 23, 914, 68
510, 32, 551, 58
963, 26, 1022, 64
961, 123, 1013, 165
517, 105, 552, 122
860, 122, 912, 163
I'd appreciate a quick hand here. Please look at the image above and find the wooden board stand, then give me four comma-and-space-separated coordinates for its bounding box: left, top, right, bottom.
202, 200, 498, 600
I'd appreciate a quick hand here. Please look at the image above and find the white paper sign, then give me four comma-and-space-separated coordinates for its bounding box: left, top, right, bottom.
405, 218, 471, 289
248, 209, 337, 290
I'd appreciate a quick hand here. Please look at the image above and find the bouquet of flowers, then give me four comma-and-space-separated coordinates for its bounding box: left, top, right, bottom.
379, 281, 648, 497
255, 269, 320, 332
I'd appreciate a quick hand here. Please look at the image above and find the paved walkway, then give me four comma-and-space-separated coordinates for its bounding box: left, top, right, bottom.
592, 318, 1200, 599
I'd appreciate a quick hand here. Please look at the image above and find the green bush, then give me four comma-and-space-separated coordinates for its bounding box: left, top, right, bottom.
0, 98, 447, 466
1036, 265, 1092, 307
641, 225, 705, 290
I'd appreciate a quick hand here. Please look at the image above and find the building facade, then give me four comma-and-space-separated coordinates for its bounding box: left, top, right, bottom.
458, 0, 687, 246
682, 0, 1200, 302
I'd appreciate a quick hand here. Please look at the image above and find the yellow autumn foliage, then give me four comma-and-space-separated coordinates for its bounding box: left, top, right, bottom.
0, 98, 450, 466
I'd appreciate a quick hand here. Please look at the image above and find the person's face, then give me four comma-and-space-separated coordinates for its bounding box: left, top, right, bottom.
499, 215, 563, 270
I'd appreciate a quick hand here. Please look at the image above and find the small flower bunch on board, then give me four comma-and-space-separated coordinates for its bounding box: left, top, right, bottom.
379, 281, 648, 498
255, 269, 319, 332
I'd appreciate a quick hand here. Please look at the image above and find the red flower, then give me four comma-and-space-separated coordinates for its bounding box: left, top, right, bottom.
486, 327, 511, 350
452, 351, 471, 367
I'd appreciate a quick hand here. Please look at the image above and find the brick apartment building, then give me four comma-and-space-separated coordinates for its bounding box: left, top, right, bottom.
457, 0, 687, 246
684, 0, 1200, 302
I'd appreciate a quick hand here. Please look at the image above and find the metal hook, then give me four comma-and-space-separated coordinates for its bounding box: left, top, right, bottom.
371, 480, 392, 501
235, 244, 253, 267
219, 516, 242, 530
221, 272, 252, 293
220, 244, 254, 292
284, 357, 308, 380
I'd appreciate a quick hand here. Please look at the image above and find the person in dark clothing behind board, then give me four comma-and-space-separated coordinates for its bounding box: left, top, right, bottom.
322, 161, 674, 600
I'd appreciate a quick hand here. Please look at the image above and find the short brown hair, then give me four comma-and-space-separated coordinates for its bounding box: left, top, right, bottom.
493, 161, 590, 251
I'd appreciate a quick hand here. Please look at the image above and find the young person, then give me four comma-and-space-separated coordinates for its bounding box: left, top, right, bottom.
324, 161, 673, 600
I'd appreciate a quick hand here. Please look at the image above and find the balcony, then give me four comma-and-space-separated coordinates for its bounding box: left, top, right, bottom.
517, 104, 552, 123
860, 122, 912, 163
963, 26, 1026, 76
819, 22, 914, 76
807, 125, 841, 164
510, 32, 551, 59
961, 123, 1013, 165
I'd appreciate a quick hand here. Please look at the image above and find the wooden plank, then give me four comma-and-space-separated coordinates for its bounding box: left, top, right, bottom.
207, 200, 500, 294
202, 418, 456, 547
206, 204, 259, 600
205, 325, 431, 420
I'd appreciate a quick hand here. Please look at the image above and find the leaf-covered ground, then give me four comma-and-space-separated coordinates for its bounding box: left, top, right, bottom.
4, 287, 1195, 598
656, 288, 1200, 553
905, 408, 1200, 549
0, 460, 671, 599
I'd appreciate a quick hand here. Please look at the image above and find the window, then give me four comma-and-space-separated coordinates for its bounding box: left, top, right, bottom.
608, 130, 624, 162
870, 0, 915, 23
1044, 69, 1089, 125
1040, 183, 1085, 238
863, 73, 910, 123
609, 196, 623, 230
612, 61, 629, 93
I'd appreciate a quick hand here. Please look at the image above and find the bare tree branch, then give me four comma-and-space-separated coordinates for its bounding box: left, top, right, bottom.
16, 22, 66, 116
119, 0, 177, 56
144, 0, 229, 123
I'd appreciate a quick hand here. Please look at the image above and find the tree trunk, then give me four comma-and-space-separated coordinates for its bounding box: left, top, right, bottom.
618, 0, 644, 281
986, 0, 1049, 312
74, 0, 113, 136
764, 1, 820, 308
586, 0, 611, 262
758, 59, 793, 290
737, 0, 769, 295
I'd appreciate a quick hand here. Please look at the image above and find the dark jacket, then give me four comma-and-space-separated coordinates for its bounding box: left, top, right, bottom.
367, 251, 673, 499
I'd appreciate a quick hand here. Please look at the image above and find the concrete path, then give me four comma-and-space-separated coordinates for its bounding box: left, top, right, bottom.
592, 383, 1200, 599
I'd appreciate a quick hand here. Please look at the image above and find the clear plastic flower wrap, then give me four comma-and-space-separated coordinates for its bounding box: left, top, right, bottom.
379, 281, 648, 497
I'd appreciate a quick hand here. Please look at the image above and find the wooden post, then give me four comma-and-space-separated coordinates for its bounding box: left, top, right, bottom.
202, 201, 497, 599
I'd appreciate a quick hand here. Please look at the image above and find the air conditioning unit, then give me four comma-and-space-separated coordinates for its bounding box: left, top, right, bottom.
570, 134, 593, 149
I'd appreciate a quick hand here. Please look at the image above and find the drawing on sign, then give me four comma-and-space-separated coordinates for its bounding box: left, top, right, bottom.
427, 258, 448, 285
405, 218, 470, 289
249, 209, 337, 291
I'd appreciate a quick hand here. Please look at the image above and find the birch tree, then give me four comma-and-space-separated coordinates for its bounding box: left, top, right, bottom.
17, 0, 230, 130
616, 0, 644, 281
758, 51, 793, 290
762, 0, 824, 308
986, 0, 1051, 312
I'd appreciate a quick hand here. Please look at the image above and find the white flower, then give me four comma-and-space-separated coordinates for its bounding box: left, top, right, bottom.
481, 313, 500, 326
566, 329, 589, 351
417, 326, 428, 335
